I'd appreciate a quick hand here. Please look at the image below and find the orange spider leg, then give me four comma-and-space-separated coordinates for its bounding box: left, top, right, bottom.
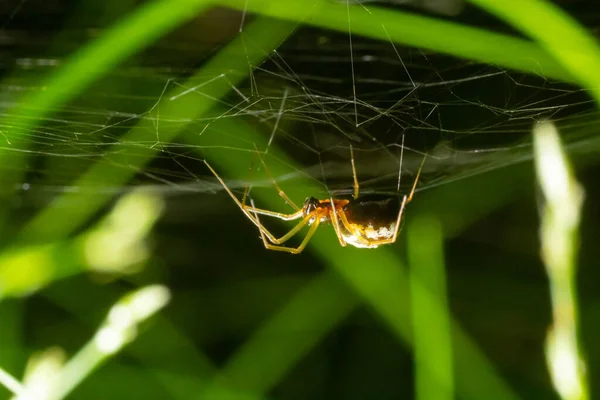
268, 213, 314, 244
406, 154, 426, 203
350, 144, 359, 199
245, 207, 303, 221
329, 145, 370, 246
241, 150, 258, 207
337, 209, 373, 247
253, 147, 300, 211
251, 202, 322, 254
205, 160, 303, 245
239, 148, 299, 214
329, 198, 348, 247
364, 195, 408, 247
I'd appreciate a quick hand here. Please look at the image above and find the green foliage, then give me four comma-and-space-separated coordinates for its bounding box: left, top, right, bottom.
0, 0, 597, 399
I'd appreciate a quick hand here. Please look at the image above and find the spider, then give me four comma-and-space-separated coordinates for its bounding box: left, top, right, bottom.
204, 146, 425, 254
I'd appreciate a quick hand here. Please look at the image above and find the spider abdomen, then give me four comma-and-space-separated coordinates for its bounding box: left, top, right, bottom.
339, 194, 402, 248
342, 194, 401, 228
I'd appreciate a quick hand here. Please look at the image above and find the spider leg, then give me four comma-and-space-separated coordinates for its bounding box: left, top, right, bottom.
362, 153, 423, 247
365, 194, 408, 247
329, 200, 347, 247
254, 147, 300, 211
337, 209, 373, 247
249, 198, 313, 244
252, 205, 321, 254
241, 150, 258, 207
366, 154, 425, 247
350, 144, 360, 199
407, 153, 427, 203
242, 205, 303, 221
357, 153, 424, 248
390, 194, 408, 243
397, 133, 405, 192
204, 160, 303, 244
365, 153, 424, 246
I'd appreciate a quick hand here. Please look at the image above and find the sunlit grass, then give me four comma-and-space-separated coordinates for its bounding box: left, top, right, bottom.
43, 282, 221, 400
470, 1, 598, 398
408, 216, 453, 400
534, 121, 587, 400
3, 285, 170, 400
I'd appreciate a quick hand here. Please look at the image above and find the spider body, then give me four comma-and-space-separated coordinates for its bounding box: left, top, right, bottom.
302, 195, 401, 249
205, 145, 425, 254
340, 194, 402, 248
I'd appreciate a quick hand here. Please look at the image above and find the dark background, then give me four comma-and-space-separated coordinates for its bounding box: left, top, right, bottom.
1, 0, 600, 399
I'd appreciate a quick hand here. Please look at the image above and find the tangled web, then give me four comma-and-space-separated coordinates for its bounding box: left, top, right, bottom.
1, 3, 598, 210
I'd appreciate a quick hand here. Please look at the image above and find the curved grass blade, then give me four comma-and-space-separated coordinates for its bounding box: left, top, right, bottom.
217, 0, 573, 82
467, 0, 600, 104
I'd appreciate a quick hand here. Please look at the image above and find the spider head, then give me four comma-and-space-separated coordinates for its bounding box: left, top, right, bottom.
303, 197, 320, 217
303, 197, 333, 225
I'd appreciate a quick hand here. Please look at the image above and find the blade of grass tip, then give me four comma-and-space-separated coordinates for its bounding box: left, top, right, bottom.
43, 282, 222, 400
0, 0, 215, 230
217, 0, 573, 82
466, 0, 600, 104
44, 285, 170, 400
202, 271, 359, 398
16, 347, 65, 400
533, 121, 587, 400
407, 216, 453, 400
18, 16, 298, 243
0, 366, 23, 397
196, 117, 519, 400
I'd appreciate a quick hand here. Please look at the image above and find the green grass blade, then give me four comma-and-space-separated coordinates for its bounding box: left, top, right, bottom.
408, 216, 453, 400
0, 0, 213, 238
4, 0, 213, 136
46, 285, 170, 400
43, 281, 222, 400
467, 0, 600, 103
0, 191, 163, 299
217, 0, 572, 82
0, 365, 22, 397
18, 16, 298, 242
203, 271, 359, 397
533, 121, 587, 400
334, 250, 519, 400
0, 301, 24, 394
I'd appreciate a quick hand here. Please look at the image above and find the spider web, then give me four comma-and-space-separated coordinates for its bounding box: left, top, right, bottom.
2, 2, 600, 399
1, 1, 598, 212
